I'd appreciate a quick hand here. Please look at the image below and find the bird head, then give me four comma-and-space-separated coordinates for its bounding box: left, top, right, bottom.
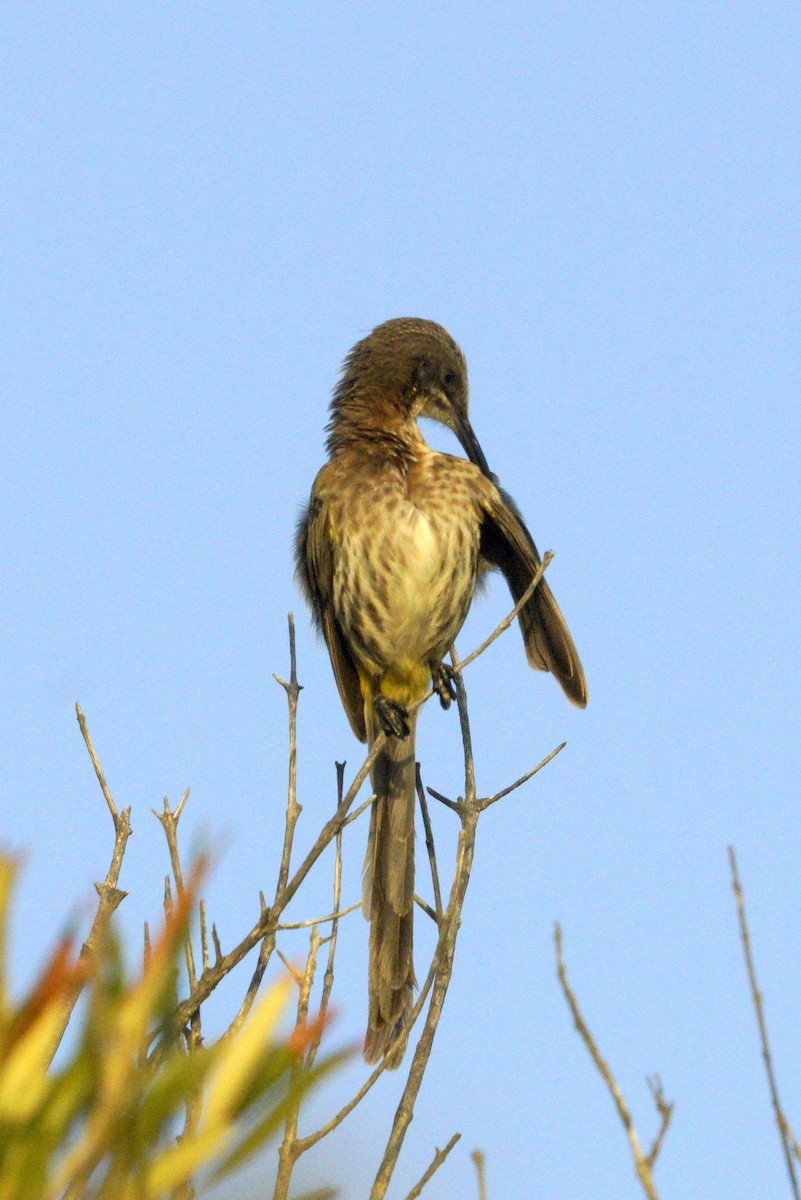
332, 317, 493, 476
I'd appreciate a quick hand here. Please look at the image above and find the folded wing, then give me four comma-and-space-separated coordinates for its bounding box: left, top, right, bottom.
296, 495, 367, 740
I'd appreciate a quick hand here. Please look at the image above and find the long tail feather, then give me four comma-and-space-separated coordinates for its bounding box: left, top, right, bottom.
362, 708, 417, 1067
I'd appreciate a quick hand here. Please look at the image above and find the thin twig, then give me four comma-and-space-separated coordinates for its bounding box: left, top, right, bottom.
274, 612, 303, 897
472, 1149, 487, 1200
153, 791, 196, 989
425, 786, 461, 815
729, 846, 800, 1199
479, 742, 566, 810
152, 787, 203, 1168
276, 902, 361, 931
307, 776, 345, 1071
413, 894, 438, 924
785, 1118, 801, 1165
275, 949, 304, 987
199, 901, 209, 973
416, 766, 442, 921
75, 703, 121, 822
274, 926, 322, 1200
224, 617, 306, 1039
645, 1076, 674, 1169
555, 923, 667, 1200
50, 707, 133, 1059
403, 1132, 461, 1199
341, 791, 376, 827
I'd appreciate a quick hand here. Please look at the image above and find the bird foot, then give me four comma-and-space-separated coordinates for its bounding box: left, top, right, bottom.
374, 695, 410, 738
431, 662, 458, 709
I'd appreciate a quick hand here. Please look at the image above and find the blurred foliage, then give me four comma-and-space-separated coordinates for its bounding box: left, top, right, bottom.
0, 854, 342, 1199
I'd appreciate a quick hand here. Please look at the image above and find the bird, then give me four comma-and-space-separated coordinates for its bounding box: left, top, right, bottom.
295, 317, 587, 1067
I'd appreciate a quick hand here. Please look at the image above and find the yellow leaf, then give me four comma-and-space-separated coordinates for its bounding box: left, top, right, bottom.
145, 1125, 231, 1195
0, 855, 18, 1017
202, 975, 293, 1131
0, 999, 65, 1119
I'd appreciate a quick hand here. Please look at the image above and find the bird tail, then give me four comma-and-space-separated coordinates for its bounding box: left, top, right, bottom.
526, 577, 588, 708
362, 705, 417, 1067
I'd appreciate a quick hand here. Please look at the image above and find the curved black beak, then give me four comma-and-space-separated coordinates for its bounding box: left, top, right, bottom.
454, 412, 492, 478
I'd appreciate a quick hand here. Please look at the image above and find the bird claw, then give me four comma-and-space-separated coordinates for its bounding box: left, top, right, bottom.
374, 695, 410, 738
431, 662, 458, 709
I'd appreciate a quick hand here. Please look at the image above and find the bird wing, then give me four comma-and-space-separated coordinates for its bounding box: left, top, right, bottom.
297, 491, 368, 741
479, 481, 588, 708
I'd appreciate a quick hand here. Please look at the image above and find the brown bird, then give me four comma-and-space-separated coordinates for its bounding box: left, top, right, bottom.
296, 318, 586, 1066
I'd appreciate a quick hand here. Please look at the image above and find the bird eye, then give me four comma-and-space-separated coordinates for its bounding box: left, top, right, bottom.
443, 369, 456, 387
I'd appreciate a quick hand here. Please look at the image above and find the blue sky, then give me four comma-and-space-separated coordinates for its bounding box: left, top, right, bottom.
2, 4, 799, 1197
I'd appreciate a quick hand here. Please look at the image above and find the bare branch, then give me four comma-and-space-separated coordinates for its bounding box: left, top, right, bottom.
153, 791, 197, 993
645, 1076, 674, 1169
450, 647, 476, 803
274, 926, 322, 1200
472, 1149, 487, 1200
222, 617, 308, 1039
50, 706, 133, 1059
416, 766, 442, 921
425, 786, 460, 815
479, 742, 566, 810
276, 901, 361, 932
307, 823, 344, 1070
273, 612, 303, 898
403, 1132, 461, 1200
276, 948, 305, 988
555, 923, 667, 1200
413, 894, 438, 924
341, 791, 376, 828
199, 900, 209, 973
75, 702, 121, 823
729, 846, 800, 1199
